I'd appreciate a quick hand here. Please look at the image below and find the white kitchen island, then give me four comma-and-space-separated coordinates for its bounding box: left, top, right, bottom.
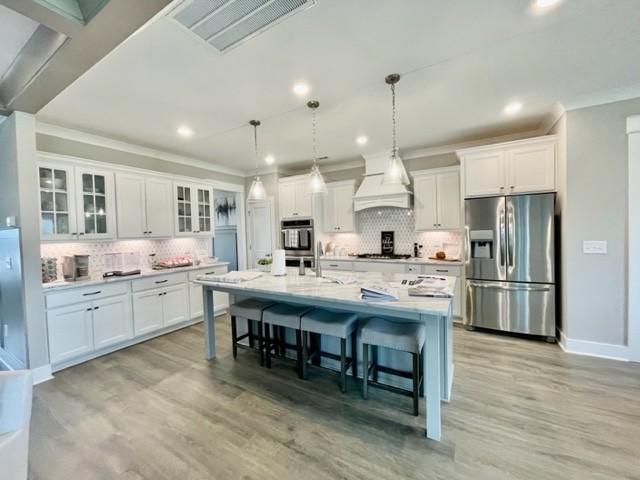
196, 269, 455, 441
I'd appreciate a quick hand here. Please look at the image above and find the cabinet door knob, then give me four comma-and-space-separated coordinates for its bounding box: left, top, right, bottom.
510, 186, 515, 189
500, 186, 505, 190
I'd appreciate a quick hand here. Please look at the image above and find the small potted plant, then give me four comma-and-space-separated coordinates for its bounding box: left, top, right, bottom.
256, 255, 272, 272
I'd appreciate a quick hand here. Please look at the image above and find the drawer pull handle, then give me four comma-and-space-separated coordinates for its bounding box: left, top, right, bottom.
94, 306, 100, 310
83, 291, 101, 296
329, 264, 338, 267
435, 269, 448, 273
86, 307, 92, 311
155, 280, 168, 284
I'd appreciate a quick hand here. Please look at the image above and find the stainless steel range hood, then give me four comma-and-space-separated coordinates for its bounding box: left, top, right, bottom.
353, 152, 412, 212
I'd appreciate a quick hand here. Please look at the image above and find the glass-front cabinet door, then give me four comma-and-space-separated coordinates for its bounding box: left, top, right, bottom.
75, 168, 115, 239
195, 186, 214, 236
175, 184, 194, 235
38, 164, 77, 240
174, 183, 214, 237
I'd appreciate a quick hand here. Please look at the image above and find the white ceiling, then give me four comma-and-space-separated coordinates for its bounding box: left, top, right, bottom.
37, 0, 640, 174
0, 5, 39, 81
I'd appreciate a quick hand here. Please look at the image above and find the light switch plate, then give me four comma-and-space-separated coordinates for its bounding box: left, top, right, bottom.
583, 240, 607, 254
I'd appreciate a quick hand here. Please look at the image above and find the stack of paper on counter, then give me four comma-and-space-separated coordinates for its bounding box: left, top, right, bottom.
360, 284, 399, 301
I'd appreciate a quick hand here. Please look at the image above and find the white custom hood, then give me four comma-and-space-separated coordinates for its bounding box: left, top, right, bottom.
353, 152, 412, 212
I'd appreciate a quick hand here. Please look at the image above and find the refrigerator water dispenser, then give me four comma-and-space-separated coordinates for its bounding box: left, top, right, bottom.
470, 230, 494, 259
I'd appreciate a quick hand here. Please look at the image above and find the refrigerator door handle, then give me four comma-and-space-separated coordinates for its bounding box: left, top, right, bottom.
464, 225, 470, 265
499, 209, 506, 269
468, 282, 551, 293
507, 203, 515, 270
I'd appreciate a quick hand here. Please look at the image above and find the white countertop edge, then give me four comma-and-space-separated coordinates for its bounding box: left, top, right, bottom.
42, 262, 230, 292
319, 256, 463, 266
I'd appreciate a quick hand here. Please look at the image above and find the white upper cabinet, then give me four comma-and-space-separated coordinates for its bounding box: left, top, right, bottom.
174, 183, 214, 237
413, 167, 461, 231
323, 181, 355, 233
39, 160, 116, 241
75, 167, 116, 239
116, 173, 174, 238
459, 136, 556, 198
505, 141, 556, 194
145, 177, 174, 238
38, 162, 77, 241
461, 150, 506, 197
278, 176, 313, 219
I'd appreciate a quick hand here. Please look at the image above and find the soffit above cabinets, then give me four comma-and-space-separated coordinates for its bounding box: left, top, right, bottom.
168, 0, 316, 53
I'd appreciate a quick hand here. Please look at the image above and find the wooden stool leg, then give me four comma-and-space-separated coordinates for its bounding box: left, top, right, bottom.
258, 320, 264, 367
301, 331, 308, 379
279, 326, 286, 356
372, 345, 379, 382
231, 315, 238, 359
412, 352, 419, 416
340, 337, 347, 393
296, 329, 303, 379
248, 319, 255, 349
264, 323, 271, 368
419, 347, 424, 397
362, 343, 369, 399
350, 331, 358, 378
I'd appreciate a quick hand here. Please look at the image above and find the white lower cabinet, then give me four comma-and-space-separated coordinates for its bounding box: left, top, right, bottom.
132, 288, 164, 336
46, 266, 227, 370
47, 302, 94, 364
163, 284, 190, 327
132, 283, 189, 333
93, 294, 133, 349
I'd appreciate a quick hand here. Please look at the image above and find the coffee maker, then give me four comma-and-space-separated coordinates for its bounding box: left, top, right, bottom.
62, 255, 90, 281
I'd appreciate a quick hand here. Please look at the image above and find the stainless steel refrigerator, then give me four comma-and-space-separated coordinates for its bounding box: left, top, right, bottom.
0, 227, 28, 368
464, 193, 556, 340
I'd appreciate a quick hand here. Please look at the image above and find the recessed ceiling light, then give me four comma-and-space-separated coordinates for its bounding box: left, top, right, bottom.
534, 0, 560, 8
265, 154, 275, 165
292, 83, 310, 96
503, 102, 523, 115
356, 135, 368, 145
177, 125, 194, 138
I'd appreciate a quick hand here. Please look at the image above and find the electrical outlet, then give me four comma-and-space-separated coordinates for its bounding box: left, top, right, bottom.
583, 240, 607, 254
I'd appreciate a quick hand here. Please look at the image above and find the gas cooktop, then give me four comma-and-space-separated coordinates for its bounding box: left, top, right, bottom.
356, 253, 412, 260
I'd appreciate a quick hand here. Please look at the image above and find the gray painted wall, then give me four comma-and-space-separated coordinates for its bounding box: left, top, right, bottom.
36, 133, 245, 185
564, 97, 640, 345
0, 112, 49, 369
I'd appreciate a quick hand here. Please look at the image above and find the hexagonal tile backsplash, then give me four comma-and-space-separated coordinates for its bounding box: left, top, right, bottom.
41, 238, 210, 279
324, 207, 462, 257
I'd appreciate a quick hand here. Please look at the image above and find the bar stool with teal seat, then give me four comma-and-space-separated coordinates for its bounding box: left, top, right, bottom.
300, 309, 358, 393
361, 317, 425, 416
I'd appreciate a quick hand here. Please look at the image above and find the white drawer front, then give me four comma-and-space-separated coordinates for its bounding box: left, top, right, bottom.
46, 282, 130, 310
353, 261, 405, 274
132, 272, 188, 292
321, 260, 353, 271
188, 265, 227, 282
423, 265, 462, 277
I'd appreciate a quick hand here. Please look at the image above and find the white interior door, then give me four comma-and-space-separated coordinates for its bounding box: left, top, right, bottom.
247, 199, 274, 267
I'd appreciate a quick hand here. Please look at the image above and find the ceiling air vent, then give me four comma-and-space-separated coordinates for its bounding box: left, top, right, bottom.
169, 0, 315, 53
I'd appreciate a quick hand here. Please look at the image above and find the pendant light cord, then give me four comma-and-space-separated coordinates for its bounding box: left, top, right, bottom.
312, 106, 317, 166
253, 123, 259, 175
391, 81, 397, 160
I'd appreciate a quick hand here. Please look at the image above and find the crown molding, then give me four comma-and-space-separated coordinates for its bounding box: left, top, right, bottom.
35, 121, 246, 177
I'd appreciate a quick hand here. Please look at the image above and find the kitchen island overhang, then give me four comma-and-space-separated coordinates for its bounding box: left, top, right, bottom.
196, 270, 455, 441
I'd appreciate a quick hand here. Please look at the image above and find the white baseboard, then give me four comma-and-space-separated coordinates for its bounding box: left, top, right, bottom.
31, 364, 54, 384
557, 329, 629, 362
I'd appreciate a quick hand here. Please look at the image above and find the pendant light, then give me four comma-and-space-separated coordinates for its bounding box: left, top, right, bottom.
382, 73, 410, 186
247, 119, 266, 201
307, 100, 328, 195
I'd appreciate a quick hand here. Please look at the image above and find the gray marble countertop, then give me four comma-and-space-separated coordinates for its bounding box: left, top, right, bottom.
43, 262, 230, 292
196, 268, 454, 317
319, 255, 463, 266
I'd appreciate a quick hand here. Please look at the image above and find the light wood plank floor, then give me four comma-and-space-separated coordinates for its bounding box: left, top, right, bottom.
30, 316, 640, 480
